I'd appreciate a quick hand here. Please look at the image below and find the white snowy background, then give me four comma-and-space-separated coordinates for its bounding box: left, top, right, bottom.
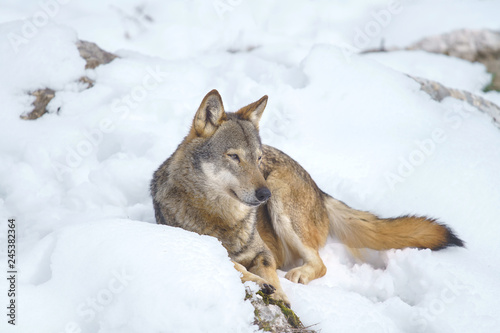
1, 0, 500, 332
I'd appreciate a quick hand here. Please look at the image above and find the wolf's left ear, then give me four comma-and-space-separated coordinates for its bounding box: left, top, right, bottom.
192, 89, 227, 138
236, 95, 268, 129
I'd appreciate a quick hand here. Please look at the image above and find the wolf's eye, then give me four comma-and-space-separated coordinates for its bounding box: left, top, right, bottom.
258, 156, 262, 164
227, 154, 240, 163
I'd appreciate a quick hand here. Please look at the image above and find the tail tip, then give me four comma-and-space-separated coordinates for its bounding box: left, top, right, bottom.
446, 228, 465, 248
436, 225, 465, 250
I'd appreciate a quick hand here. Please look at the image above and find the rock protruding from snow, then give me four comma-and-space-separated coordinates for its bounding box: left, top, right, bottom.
76, 40, 118, 70
405, 29, 500, 63
409, 75, 500, 127
21, 88, 56, 120
246, 288, 316, 333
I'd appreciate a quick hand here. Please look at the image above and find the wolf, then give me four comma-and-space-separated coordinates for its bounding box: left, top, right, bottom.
150, 90, 464, 306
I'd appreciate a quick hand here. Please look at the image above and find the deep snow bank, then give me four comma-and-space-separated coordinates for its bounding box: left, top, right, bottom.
17, 219, 256, 333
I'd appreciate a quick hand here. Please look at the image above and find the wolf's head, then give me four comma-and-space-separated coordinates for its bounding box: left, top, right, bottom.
186, 90, 270, 207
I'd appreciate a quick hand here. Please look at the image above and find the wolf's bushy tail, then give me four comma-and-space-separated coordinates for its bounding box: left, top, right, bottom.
323, 195, 464, 251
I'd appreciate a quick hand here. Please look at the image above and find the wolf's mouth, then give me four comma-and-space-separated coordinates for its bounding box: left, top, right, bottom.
229, 190, 262, 207
229, 189, 239, 200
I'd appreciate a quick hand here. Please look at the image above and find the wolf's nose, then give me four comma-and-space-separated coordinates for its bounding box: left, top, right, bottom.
255, 187, 271, 202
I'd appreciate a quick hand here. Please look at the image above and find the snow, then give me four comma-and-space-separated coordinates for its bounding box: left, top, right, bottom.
1, 1, 500, 332
20, 220, 255, 333
379, 0, 500, 47
364, 50, 492, 91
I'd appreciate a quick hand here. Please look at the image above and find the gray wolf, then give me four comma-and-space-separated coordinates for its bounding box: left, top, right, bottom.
150, 90, 464, 306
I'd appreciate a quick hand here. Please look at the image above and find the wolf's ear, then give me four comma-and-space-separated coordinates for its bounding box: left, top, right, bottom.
192, 89, 227, 137
236, 95, 268, 129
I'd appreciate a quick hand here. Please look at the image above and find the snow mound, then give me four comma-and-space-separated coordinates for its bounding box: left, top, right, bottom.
18, 220, 255, 333
364, 50, 492, 92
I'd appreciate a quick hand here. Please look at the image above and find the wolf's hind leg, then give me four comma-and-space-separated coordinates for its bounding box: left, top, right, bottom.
284, 245, 326, 284
266, 199, 327, 284
270, 213, 327, 284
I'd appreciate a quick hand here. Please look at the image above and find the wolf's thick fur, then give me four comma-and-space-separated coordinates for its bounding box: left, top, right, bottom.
151, 90, 464, 305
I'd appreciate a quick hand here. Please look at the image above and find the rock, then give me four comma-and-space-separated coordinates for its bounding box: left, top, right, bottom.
20, 88, 56, 120
408, 75, 500, 128
245, 288, 317, 333
76, 40, 118, 70
405, 29, 500, 62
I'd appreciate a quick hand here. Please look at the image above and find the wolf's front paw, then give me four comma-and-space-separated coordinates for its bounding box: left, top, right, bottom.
260, 283, 276, 295
285, 266, 313, 284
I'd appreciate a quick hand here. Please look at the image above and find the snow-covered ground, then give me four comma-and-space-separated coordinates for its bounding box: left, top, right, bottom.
1, 1, 500, 332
